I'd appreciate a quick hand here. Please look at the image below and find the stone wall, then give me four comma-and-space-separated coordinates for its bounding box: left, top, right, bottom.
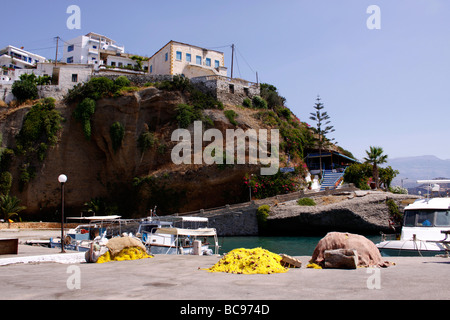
92, 74, 174, 86
191, 76, 260, 106
0, 222, 78, 230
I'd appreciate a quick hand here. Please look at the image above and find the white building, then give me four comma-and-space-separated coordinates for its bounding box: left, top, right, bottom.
0, 45, 47, 82
148, 41, 227, 78
62, 32, 125, 70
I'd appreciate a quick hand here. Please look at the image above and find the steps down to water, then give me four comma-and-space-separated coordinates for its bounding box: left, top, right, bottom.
320, 170, 346, 191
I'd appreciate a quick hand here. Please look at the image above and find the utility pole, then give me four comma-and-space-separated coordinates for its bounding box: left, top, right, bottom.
230, 44, 235, 79
54, 36, 59, 66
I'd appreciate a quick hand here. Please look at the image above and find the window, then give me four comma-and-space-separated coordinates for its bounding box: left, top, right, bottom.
118, 62, 123, 67
186, 53, 191, 62
215, 60, 220, 68
436, 210, 450, 226
229, 84, 235, 94
417, 211, 434, 227
176, 51, 182, 61
67, 57, 73, 63
205, 58, 211, 67
111, 62, 116, 66
92, 45, 97, 49
71, 74, 78, 82
404, 211, 417, 227
165, 52, 168, 61
68, 45, 74, 52
196, 55, 202, 65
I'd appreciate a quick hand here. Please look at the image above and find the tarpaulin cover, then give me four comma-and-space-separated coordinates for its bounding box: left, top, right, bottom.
310, 232, 392, 268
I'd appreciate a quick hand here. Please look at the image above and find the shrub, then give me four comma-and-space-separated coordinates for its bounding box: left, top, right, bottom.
244, 171, 299, 199
224, 110, 238, 126
260, 83, 286, 109
256, 205, 271, 228
242, 98, 252, 108
390, 186, 408, 194
297, 197, 316, 206
16, 98, 62, 153
175, 104, 199, 128
110, 122, 125, 153
12, 74, 38, 103
138, 131, 155, 154
114, 76, 131, 88
344, 162, 373, 189
73, 98, 96, 140
66, 77, 115, 102
252, 95, 268, 109
0, 171, 12, 195
386, 199, 402, 223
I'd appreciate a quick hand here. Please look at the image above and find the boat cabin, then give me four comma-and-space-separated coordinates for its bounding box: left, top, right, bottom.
401, 197, 450, 241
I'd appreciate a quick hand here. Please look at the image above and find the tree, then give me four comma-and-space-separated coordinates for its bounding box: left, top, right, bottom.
0, 194, 26, 227
379, 166, 399, 189
364, 146, 388, 188
309, 96, 335, 176
11, 73, 38, 103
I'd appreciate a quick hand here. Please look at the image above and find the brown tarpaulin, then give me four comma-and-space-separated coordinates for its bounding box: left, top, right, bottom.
310, 232, 392, 268
106, 237, 147, 257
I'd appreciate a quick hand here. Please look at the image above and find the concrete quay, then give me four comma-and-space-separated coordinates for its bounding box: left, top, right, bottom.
0, 242, 449, 301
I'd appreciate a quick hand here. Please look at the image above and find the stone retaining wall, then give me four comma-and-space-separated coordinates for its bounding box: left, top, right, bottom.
0, 222, 78, 230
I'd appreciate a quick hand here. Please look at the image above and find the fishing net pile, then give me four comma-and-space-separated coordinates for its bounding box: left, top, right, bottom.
205, 248, 288, 274
95, 236, 153, 263
310, 232, 391, 268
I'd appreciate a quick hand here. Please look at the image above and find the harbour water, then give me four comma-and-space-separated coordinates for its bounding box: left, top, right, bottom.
217, 235, 383, 256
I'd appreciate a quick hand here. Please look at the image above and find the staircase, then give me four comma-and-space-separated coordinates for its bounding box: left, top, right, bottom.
320, 170, 346, 191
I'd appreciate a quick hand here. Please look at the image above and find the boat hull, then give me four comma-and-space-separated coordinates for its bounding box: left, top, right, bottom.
148, 244, 212, 255
376, 240, 448, 257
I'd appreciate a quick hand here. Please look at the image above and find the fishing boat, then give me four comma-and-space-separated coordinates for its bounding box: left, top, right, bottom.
376, 180, 450, 256
50, 215, 127, 252
138, 216, 219, 255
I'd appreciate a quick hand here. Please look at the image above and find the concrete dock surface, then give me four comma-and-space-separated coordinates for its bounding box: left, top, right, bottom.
0, 229, 449, 301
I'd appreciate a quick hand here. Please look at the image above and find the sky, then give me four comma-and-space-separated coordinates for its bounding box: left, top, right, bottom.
3, 0, 450, 161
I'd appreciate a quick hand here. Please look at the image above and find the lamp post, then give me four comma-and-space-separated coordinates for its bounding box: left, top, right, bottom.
58, 174, 67, 253
401, 177, 408, 189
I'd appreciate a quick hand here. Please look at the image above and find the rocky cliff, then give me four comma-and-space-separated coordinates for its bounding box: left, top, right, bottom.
266, 191, 419, 235
1, 81, 308, 220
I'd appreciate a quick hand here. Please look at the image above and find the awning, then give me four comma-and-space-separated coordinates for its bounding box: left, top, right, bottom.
306, 151, 357, 163
67, 215, 122, 221
155, 227, 217, 236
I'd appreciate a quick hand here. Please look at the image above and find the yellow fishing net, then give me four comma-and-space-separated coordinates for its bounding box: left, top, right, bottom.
205, 248, 288, 274
96, 247, 153, 263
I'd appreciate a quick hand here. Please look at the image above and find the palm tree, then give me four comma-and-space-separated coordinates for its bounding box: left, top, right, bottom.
364, 146, 388, 188
0, 195, 26, 228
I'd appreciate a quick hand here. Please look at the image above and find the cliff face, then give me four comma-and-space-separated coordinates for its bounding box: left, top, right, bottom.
266, 191, 419, 235
2, 86, 283, 218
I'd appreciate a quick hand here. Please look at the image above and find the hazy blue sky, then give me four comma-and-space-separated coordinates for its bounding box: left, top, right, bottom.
3, 1, 450, 161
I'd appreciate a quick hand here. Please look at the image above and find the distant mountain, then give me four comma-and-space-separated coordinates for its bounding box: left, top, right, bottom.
387, 155, 450, 189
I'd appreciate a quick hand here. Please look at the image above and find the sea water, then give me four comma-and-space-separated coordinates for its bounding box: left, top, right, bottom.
217, 235, 382, 256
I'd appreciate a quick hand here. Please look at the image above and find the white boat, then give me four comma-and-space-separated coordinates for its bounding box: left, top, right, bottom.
138, 216, 219, 255
50, 215, 126, 252
376, 180, 450, 256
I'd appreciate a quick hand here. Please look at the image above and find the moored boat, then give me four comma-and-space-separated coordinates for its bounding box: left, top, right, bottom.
376, 180, 450, 256
138, 216, 219, 255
